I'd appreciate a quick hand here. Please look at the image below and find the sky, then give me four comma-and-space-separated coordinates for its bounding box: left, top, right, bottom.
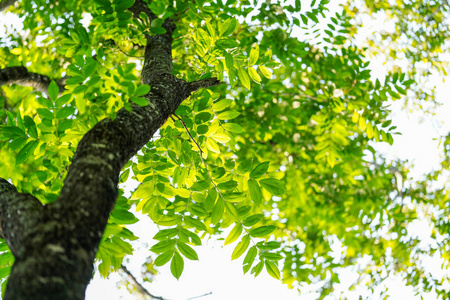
1, 1, 450, 300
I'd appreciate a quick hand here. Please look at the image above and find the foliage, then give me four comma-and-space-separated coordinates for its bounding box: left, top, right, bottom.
0, 0, 449, 299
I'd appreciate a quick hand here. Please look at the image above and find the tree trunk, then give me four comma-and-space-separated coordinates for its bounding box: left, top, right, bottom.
0, 2, 219, 299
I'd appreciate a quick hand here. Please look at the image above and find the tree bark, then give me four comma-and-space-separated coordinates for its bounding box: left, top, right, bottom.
0, 1, 219, 299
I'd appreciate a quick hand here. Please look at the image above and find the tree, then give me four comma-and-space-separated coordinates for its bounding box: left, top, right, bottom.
0, 0, 449, 299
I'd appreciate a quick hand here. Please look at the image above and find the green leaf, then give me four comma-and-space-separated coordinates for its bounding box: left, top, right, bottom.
155, 215, 182, 226
83, 61, 97, 78
217, 180, 238, 190
224, 192, 245, 203
48, 81, 59, 101
0, 252, 14, 267
261, 252, 284, 261
238, 68, 251, 90
154, 251, 173, 266
151, 239, 176, 254
251, 260, 264, 276
131, 97, 148, 106
170, 251, 184, 279
177, 242, 199, 260
249, 225, 276, 238
110, 209, 138, 224
55, 94, 72, 107
151, 27, 167, 34
248, 44, 259, 66
212, 99, 232, 111
135, 84, 151, 96
116, 0, 135, 11
225, 54, 234, 70
265, 261, 280, 280
258, 66, 272, 79
56, 106, 76, 119
194, 112, 212, 124
257, 241, 281, 250
247, 180, 263, 206
231, 235, 250, 260
153, 228, 179, 240
259, 178, 286, 196
23, 116, 38, 138
220, 18, 236, 36
217, 110, 240, 120
395, 85, 407, 95
224, 223, 243, 245
37, 96, 54, 108
16, 140, 39, 164
211, 199, 224, 225
228, 69, 238, 88
2, 126, 25, 138
57, 119, 73, 132
204, 189, 217, 212
249, 162, 269, 179
243, 214, 263, 227
216, 39, 239, 49
237, 159, 253, 174
243, 246, 257, 274
248, 67, 261, 84
222, 123, 245, 133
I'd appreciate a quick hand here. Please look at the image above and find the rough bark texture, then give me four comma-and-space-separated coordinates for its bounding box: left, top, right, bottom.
0, 1, 219, 299
0, 66, 65, 96
0, 0, 17, 12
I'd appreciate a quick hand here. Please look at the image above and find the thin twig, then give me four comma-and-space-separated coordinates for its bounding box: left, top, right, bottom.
170, 114, 227, 202
186, 292, 212, 300
120, 264, 165, 300
171, 114, 204, 157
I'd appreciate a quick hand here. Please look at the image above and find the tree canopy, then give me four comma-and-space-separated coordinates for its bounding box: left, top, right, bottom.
0, 0, 449, 299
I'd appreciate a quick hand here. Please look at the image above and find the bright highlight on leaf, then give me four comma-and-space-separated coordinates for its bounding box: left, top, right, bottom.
238, 68, 251, 90
231, 235, 250, 260
248, 44, 259, 66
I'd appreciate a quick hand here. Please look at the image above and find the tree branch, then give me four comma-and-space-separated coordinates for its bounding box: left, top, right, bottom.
0, 66, 65, 96
0, 0, 17, 12
0, 179, 46, 258
188, 78, 221, 93
120, 264, 165, 300
0, 1, 221, 298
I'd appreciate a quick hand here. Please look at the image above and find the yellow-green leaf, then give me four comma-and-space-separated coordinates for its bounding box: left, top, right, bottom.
258, 65, 272, 79
248, 44, 259, 66
265, 261, 281, 280
238, 68, 251, 90
224, 223, 243, 245
231, 234, 250, 260
217, 110, 240, 120
248, 67, 261, 84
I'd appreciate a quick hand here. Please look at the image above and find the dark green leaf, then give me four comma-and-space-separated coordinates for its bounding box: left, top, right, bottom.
16, 140, 39, 164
